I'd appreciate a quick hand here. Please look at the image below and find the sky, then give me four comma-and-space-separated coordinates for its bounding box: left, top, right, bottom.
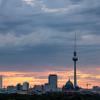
0, 0, 100, 88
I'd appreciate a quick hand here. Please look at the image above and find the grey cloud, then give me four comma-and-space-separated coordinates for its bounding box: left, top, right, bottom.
0, 0, 99, 71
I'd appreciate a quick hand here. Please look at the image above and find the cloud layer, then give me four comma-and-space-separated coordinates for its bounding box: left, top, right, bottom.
0, 0, 100, 71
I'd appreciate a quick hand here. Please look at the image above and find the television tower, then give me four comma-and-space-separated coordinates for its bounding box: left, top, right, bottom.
72, 33, 78, 89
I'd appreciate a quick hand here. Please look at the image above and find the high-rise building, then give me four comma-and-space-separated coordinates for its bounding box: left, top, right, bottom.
48, 74, 57, 91
22, 82, 29, 91
0, 76, 2, 89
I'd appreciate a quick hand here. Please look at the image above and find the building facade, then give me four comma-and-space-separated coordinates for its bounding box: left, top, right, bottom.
48, 74, 57, 91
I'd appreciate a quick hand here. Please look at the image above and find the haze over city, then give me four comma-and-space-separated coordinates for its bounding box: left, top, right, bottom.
0, 0, 100, 88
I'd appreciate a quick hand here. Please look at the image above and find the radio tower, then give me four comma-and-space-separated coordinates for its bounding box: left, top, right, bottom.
72, 33, 78, 89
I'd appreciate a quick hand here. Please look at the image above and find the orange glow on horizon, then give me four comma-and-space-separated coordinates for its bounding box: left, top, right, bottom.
0, 67, 100, 89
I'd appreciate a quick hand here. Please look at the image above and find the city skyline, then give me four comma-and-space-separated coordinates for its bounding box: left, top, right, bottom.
0, 0, 100, 88
1, 67, 100, 88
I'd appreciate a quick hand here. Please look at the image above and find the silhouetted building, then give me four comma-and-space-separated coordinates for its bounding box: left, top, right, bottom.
7, 86, 15, 91
62, 79, 74, 91
0, 76, 2, 89
16, 83, 22, 91
7, 85, 16, 93
33, 85, 44, 94
49, 74, 57, 91
93, 86, 100, 91
22, 82, 29, 91
44, 83, 50, 92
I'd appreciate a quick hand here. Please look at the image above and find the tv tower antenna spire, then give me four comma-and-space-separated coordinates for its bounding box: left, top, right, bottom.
74, 33, 76, 52
73, 33, 78, 89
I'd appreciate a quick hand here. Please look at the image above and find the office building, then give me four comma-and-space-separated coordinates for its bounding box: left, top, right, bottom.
49, 74, 57, 91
